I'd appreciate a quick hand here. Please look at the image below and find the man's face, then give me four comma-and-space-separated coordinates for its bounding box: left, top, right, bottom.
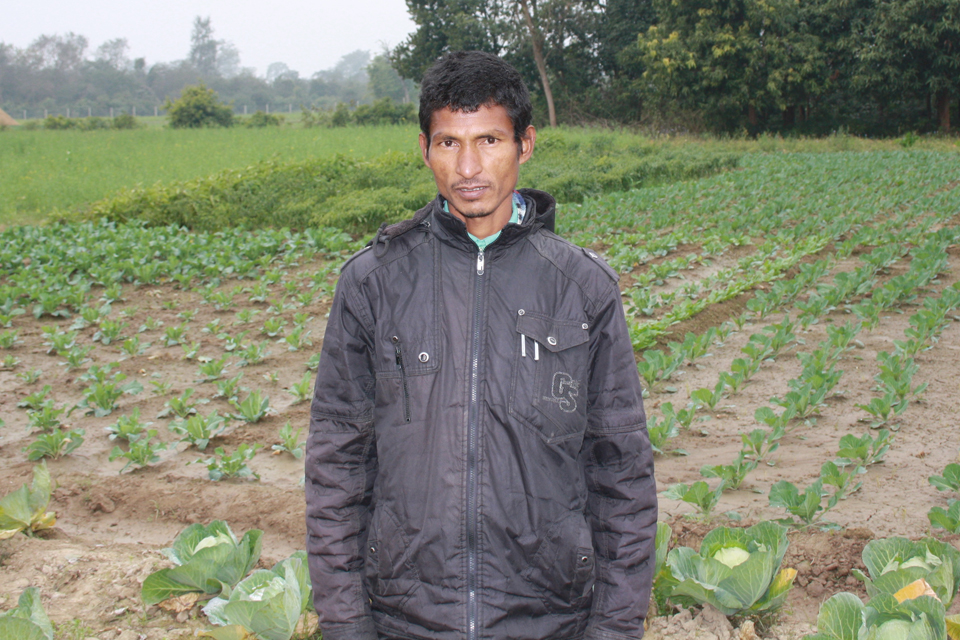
419, 104, 535, 224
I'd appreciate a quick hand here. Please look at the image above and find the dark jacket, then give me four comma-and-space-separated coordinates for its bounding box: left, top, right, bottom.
306, 189, 657, 640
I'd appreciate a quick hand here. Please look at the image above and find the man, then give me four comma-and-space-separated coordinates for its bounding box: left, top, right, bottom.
306, 51, 656, 640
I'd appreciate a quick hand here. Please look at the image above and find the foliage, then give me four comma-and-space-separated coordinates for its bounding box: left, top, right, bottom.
203, 551, 312, 640
230, 391, 273, 423
272, 422, 305, 459
108, 430, 167, 473
141, 521, 263, 606
930, 464, 960, 494
0, 587, 54, 640
667, 521, 796, 617
0, 462, 56, 539
768, 461, 863, 530
662, 480, 725, 519
852, 537, 960, 608
164, 84, 234, 129
169, 411, 227, 451
242, 111, 283, 128
195, 444, 262, 481
24, 429, 85, 461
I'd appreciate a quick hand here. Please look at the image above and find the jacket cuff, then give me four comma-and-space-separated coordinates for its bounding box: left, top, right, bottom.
583, 625, 644, 640
319, 617, 378, 640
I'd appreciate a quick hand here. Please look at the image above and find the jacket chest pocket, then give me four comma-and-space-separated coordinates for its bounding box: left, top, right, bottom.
509, 310, 590, 444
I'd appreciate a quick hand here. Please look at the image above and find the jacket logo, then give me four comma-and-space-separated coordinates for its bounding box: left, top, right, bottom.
542, 371, 580, 413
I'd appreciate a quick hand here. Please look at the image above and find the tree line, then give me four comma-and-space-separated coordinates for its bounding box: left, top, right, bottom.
0, 17, 416, 119
391, 0, 960, 134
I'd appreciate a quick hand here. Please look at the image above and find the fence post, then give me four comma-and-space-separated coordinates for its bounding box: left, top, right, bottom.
88, 107, 91, 117
110, 107, 114, 118
44, 109, 48, 118
154, 106, 158, 117
288, 104, 292, 113
266, 104, 270, 114
67, 107, 70, 117
132, 106, 136, 116
244, 105, 248, 115
23, 110, 26, 120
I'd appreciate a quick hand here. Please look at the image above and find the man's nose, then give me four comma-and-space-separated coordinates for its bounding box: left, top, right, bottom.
457, 144, 482, 179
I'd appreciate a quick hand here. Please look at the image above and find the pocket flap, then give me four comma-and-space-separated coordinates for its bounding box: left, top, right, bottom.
516, 312, 589, 353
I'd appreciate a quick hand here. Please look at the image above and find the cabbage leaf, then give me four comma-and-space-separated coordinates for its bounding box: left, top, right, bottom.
0, 462, 56, 540
142, 521, 263, 606
855, 537, 960, 608
0, 587, 54, 640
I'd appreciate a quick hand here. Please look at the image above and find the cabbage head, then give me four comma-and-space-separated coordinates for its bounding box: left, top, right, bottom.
0, 587, 53, 640
804, 589, 960, 640
0, 462, 56, 540
667, 521, 796, 616
203, 552, 311, 640
853, 537, 960, 609
142, 520, 263, 606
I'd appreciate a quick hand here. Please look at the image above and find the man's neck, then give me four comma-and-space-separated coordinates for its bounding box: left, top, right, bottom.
452, 199, 513, 240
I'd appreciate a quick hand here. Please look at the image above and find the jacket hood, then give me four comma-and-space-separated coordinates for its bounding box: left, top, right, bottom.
372, 188, 556, 258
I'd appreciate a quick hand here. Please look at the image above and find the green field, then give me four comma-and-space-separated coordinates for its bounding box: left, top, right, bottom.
0, 125, 420, 225
4, 122, 957, 228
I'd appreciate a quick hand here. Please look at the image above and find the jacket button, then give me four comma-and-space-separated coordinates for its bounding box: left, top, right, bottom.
370, 545, 377, 554
418, 352, 429, 363
580, 555, 590, 564
547, 336, 557, 346
582, 323, 589, 330
518, 309, 525, 316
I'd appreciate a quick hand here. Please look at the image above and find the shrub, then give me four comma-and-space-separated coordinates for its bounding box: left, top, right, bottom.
164, 84, 234, 129
244, 110, 284, 128
112, 113, 139, 129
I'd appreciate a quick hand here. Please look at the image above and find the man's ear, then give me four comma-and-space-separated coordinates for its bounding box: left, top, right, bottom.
518, 125, 536, 165
419, 132, 431, 166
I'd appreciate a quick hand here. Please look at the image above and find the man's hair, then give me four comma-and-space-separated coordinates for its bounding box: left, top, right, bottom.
419, 51, 533, 146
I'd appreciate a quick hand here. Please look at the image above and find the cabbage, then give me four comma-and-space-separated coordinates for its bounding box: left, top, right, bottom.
203, 552, 311, 640
142, 521, 263, 606
0, 462, 56, 540
804, 591, 958, 640
0, 587, 53, 640
666, 521, 796, 616
854, 537, 960, 608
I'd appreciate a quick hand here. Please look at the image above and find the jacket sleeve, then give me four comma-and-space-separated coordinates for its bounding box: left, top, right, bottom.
580, 281, 657, 640
305, 264, 380, 640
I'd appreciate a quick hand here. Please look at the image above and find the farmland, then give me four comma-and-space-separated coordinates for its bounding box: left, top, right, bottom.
1, 132, 960, 640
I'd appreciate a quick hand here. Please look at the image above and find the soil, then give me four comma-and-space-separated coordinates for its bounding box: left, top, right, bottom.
2, 234, 960, 639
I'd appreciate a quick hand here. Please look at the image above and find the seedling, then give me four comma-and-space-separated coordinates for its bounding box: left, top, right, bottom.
261, 317, 287, 337
306, 353, 321, 371
105, 408, 152, 441
283, 326, 312, 351
928, 500, 960, 533
690, 379, 727, 412
219, 330, 249, 352
18, 385, 53, 411
198, 356, 229, 382
237, 341, 270, 366
139, 316, 164, 332
287, 372, 313, 404
0, 354, 19, 370
120, 335, 149, 357
59, 344, 93, 370
109, 430, 167, 472
202, 319, 224, 334
195, 444, 262, 481
700, 451, 757, 490
272, 422, 306, 458
26, 405, 65, 432
855, 391, 908, 428
169, 411, 227, 450
835, 430, 891, 469
234, 309, 259, 324
177, 308, 198, 322
162, 322, 189, 347
741, 428, 780, 463
0, 329, 20, 348
647, 412, 682, 456
73, 374, 143, 417
661, 480, 725, 519
150, 379, 173, 396
92, 320, 127, 345
768, 461, 861, 530
230, 390, 273, 423
929, 463, 960, 493
16, 368, 42, 384
157, 388, 204, 419
24, 428, 85, 460
214, 373, 244, 401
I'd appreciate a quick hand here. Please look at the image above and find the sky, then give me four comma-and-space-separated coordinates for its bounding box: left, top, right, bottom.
1, 0, 417, 78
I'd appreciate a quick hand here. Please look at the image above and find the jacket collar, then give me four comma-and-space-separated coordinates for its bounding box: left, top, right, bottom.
430, 188, 556, 254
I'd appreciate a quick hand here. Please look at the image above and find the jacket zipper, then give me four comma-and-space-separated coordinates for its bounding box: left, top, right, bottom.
466, 248, 484, 640
392, 335, 411, 424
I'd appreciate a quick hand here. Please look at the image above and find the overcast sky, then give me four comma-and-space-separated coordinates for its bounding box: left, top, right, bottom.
2, 0, 417, 78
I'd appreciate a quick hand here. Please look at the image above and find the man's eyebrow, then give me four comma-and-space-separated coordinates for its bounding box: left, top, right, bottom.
431, 129, 510, 142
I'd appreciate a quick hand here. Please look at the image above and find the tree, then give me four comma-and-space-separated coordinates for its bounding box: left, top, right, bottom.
517, 0, 557, 127
637, 0, 826, 130
95, 38, 130, 71
190, 17, 218, 77
367, 54, 414, 103
862, 0, 960, 131
164, 83, 233, 128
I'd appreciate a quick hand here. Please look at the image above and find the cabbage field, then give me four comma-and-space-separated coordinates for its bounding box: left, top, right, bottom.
2, 146, 960, 640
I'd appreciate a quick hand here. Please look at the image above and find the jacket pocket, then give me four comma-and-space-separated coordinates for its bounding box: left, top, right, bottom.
521, 513, 596, 613
509, 310, 590, 444
364, 506, 421, 612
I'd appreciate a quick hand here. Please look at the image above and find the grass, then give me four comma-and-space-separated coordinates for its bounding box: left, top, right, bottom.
0, 124, 420, 226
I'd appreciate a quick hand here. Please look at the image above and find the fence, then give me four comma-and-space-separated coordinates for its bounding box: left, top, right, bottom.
7, 104, 300, 121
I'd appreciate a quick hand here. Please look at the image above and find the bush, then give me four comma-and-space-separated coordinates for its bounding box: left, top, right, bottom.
243, 110, 284, 128
43, 115, 77, 130
164, 84, 234, 129
112, 113, 139, 130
